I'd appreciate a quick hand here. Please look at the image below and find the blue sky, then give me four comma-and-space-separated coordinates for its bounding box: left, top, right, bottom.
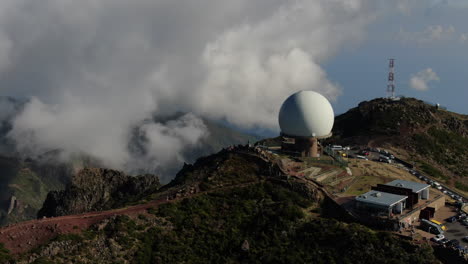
327, 0, 468, 114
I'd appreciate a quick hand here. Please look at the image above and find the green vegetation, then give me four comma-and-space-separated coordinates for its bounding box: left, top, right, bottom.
455, 181, 468, 192
54, 233, 84, 243
412, 127, 468, 177
197, 154, 264, 191
165, 151, 267, 193
0, 243, 12, 262
109, 183, 436, 264
418, 161, 447, 181
9, 169, 49, 209
0, 156, 70, 226
31, 257, 54, 264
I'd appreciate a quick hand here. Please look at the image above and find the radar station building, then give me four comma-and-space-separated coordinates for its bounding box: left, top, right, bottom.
356, 190, 408, 215
278, 91, 334, 157
356, 180, 431, 216
353, 179, 445, 229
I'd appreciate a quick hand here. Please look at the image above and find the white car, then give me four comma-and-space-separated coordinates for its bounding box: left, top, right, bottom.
431, 234, 445, 242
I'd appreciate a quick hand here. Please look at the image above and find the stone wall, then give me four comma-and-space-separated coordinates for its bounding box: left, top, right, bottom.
399, 195, 445, 225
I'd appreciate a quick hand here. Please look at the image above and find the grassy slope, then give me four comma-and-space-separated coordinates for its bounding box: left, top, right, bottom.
0, 162, 59, 225
20, 183, 438, 264
332, 97, 468, 194
0, 157, 72, 226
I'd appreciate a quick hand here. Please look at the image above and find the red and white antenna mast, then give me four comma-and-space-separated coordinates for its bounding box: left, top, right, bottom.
387, 59, 395, 98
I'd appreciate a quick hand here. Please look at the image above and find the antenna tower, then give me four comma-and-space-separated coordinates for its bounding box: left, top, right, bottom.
387, 59, 395, 98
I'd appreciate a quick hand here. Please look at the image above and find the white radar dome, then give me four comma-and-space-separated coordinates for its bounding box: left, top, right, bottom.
278, 90, 334, 138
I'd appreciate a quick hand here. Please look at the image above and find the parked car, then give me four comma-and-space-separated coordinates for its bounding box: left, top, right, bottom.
446, 239, 460, 248
331, 145, 343, 150
379, 158, 391, 163
438, 238, 449, 245
455, 245, 468, 254
460, 219, 468, 226
431, 234, 445, 242
446, 216, 457, 223
462, 236, 468, 243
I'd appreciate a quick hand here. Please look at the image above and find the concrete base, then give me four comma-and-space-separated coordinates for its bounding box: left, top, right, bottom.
295, 137, 319, 157
281, 133, 331, 158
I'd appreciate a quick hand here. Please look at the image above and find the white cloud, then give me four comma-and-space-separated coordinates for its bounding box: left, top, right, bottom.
395, 0, 413, 15
397, 25, 456, 44
0, 0, 376, 177
460, 33, 468, 43
409, 68, 440, 91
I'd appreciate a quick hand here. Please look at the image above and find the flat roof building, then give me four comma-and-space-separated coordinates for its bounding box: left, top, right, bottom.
385, 180, 430, 193
355, 190, 408, 216
352, 180, 445, 230
385, 180, 430, 200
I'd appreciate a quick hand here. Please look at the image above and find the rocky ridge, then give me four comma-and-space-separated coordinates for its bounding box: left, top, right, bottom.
37, 168, 161, 218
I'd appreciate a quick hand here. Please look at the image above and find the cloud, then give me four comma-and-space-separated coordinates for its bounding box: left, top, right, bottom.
397, 25, 456, 44
0, 0, 376, 177
409, 68, 440, 91
460, 33, 468, 43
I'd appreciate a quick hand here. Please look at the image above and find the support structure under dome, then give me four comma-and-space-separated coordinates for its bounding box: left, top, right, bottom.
280, 132, 332, 158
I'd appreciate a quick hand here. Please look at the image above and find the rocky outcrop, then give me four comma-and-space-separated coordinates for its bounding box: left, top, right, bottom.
7, 196, 17, 215
37, 168, 161, 218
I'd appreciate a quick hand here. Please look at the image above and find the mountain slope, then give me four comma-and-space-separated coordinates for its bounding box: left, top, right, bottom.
0, 114, 259, 226
0, 156, 73, 226
331, 97, 468, 193
3, 148, 439, 264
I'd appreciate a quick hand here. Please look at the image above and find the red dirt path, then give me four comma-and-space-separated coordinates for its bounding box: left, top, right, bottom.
0, 199, 168, 255
0, 150, 275, 256
0, 180, 262, 255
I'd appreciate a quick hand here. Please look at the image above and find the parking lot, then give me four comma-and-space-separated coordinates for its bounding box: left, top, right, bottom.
331, 145, 468, 251
444, 219, 468, 247
337, 146, 467, 203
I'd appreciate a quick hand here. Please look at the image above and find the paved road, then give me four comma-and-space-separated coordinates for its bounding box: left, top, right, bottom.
343, 147, 467, 203
444, 220, 468, 247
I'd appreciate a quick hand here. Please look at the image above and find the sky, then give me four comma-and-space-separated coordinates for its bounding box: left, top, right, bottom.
326, 0, 468, 115
0, 0, 466, 176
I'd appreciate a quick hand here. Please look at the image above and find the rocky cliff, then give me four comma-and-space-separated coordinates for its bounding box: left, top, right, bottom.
37, 168, 161, 218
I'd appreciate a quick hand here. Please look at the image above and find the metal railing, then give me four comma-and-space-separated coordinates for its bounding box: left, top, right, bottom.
323, 146, 349, 167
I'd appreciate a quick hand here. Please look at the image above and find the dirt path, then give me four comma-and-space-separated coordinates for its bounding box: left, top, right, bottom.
0, 148, 285, 256
0, 181, 261, 255
0, 199, 167, 255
